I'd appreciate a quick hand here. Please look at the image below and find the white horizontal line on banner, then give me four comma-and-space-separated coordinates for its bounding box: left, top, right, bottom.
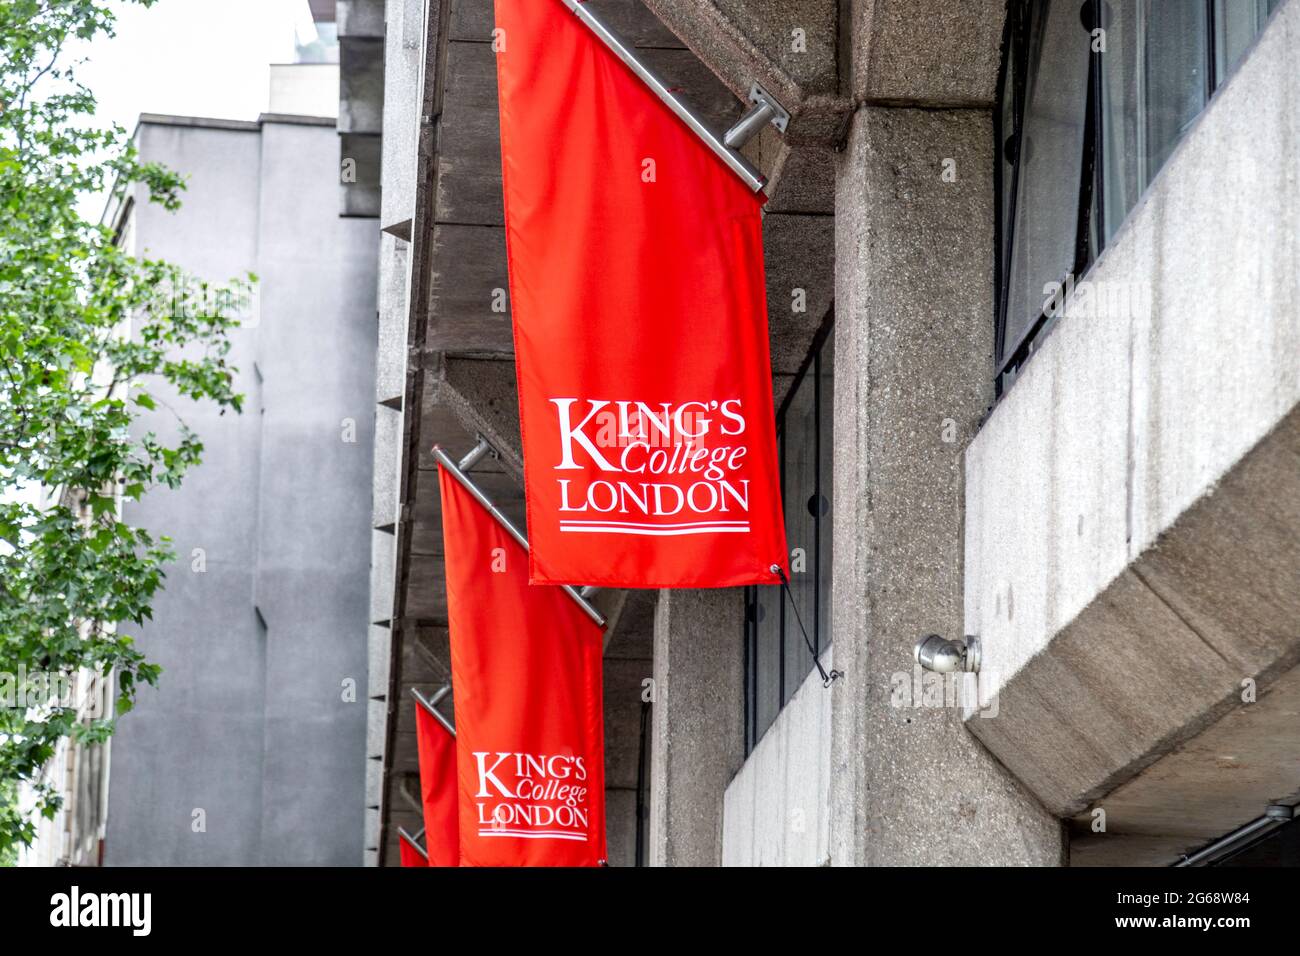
559, 525, 752, 536
559, 520, 749, 528
478, 830, 589, 841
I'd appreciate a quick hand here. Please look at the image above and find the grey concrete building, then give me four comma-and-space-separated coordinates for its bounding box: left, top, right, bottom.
102, 17, 378, 864
361, 0, 1299, 867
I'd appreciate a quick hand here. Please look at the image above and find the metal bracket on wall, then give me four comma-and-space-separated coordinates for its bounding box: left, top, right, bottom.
562, 0, 784, 193
396, 826, 429, 860
457, 436, 494, 473
724, 83, 791, 149
411, 685, 456, 736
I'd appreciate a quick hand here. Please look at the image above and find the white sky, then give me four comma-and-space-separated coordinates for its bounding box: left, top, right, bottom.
74, 0, 314, 133
63, 0, 321, 221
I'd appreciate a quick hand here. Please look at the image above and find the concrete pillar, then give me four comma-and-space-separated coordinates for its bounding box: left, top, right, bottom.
828, 105, 1064, 866
648, 589, 744, 866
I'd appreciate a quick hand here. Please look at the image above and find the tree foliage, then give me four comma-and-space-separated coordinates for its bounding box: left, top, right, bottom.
0, 0, 246, 855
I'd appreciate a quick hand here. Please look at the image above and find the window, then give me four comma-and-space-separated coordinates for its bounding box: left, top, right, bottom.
743, 317, 834, 755
994, 0, 1282, 393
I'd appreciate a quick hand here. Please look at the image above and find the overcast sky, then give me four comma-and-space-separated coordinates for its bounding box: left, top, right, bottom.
74, 0, 312, 133
65, 0, 319, 220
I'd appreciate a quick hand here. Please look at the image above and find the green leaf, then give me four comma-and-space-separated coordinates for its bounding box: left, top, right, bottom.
0, 0, 247, 856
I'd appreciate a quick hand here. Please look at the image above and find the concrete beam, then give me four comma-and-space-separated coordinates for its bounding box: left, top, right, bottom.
438, 356, 524, 471
1071, 656, 1300, 866
641, 0, 849, 144
969, 405, 1300, 824
847, 0, 1005, 106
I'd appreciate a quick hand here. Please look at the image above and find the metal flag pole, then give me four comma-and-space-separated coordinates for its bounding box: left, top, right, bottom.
396, 826, 430, 862
560, 0, 787, 193
411, 685, 457, 737
431, 443, 607, 629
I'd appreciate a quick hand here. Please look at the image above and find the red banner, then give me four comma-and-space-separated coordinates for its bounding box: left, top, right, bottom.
398, 831, 428, 868
414, 699, 459, 867
494, 0, 787, 588
438, 467, 607, 866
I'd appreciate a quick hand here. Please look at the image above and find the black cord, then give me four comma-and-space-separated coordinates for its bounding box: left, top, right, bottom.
772, 565, 843, 688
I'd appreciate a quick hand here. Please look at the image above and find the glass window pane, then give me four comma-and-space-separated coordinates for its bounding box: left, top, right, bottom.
1099, 0, 1144, 243
782, 368, 817, 702
816, 334, 833, 656
1100, 1, 1209, 245
1004, 0, 1092, 363
1143, 0, 1209, 177
1214, 0, 1275, 81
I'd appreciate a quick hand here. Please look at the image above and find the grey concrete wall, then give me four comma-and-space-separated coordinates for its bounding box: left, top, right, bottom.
966, 0, 1300, 709
379, 0, 423, 232
828, 105, 1063, 867
648, 589, 745, 866
722, 651, 832, 866
962, 2, 1300, 859
250, 120, 377, 865
108, 122, 268, 866
106, 117, 376, 866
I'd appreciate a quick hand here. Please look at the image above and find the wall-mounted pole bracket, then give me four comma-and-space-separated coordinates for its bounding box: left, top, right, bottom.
724, 83, 791, 149
562, 0, 770, 192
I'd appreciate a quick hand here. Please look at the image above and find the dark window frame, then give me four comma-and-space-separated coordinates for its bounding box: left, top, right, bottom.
743, 310, 835, 756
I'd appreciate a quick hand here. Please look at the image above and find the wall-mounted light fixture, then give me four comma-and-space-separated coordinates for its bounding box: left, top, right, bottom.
914, 634, 981, 674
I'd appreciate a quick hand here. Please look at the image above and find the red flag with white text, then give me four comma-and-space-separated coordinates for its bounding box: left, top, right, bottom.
438, 466, 607, 866
414, 700, 459, 867
494, 0, 787, 588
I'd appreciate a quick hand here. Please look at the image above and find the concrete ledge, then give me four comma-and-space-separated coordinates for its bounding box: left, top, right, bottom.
1071, 656, 1300, 866
964, 2, 1300, 841
850, 0, 1004, 106
970, 406, 1300, 820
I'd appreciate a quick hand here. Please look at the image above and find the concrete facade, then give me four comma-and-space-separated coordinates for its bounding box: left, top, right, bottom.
104, 110, 377, 866
826, 104, 1063, 867
723, 655, 832, 866
964, 0, 1300, 864
359, 0, 1296, 867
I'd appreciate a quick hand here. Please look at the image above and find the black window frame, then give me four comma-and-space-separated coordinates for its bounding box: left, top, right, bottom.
742, 311, 835, 756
